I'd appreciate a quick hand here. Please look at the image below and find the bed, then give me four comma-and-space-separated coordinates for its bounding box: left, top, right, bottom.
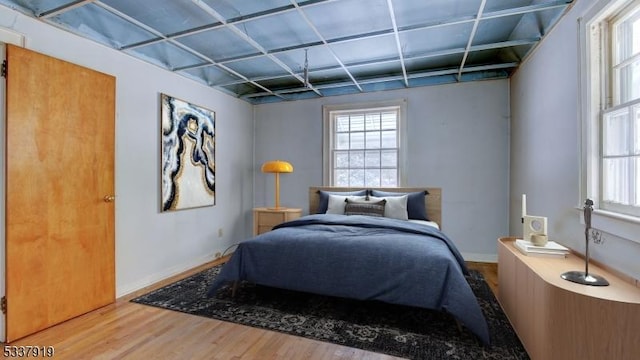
207, 187, 490, 345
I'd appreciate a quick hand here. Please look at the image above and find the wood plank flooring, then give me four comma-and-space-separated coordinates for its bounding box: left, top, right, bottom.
467, 261, 498, 296
5, 260, 498, 360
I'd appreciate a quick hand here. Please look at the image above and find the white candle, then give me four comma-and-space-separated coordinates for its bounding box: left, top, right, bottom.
522, 194, 527, 217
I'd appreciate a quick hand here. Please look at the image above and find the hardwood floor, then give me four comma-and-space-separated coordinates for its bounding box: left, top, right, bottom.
467, 261, 499, 296
5, 260, 499, 360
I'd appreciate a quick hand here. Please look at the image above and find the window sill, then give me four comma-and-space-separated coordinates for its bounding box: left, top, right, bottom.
576, 207, 640, 244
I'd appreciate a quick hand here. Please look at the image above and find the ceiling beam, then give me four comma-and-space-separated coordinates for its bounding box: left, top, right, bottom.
457, 0, 487, 81
482, 1, 572, 21
38, 0, 95, 18
386, 0, 408, 87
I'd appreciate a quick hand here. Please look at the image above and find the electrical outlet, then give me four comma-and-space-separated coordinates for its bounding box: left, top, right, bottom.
218, 228, 223, 237
215, 252, 221, 259
591, 229, 604, 245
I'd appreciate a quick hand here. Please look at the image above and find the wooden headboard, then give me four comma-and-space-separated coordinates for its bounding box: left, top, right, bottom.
308, 187, 442, 228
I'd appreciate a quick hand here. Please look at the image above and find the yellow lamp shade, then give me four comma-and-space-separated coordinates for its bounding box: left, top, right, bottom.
261, 160, 293, 173
261, 160, 293, 209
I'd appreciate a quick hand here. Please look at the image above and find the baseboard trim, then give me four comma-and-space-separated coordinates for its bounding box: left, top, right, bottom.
462, 252, 498, 263
116, 252, 217, 298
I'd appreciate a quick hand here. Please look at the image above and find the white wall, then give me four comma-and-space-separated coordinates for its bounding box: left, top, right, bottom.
510, 0, 640, 280
254, 80, 510, 261
0, 6, 255, 298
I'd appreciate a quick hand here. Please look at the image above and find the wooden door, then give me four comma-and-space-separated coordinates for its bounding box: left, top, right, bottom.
5, 45, 115, 342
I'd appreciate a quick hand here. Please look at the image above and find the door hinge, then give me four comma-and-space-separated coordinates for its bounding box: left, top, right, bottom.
1, 296, 6, 314
1, 60, 6, 78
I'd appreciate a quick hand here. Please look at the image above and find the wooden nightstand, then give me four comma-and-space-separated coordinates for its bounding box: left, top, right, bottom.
253, 207, 302, 236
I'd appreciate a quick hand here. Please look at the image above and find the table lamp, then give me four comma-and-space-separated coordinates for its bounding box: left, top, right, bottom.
261, 160, 293, 209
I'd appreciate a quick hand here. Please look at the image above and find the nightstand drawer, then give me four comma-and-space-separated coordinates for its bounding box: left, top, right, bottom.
258, 212, 287, 226
257, 225, 276, 234
253, 207, 302, 236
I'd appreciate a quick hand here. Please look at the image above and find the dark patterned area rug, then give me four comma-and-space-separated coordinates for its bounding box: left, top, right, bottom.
132, 266, 528, 360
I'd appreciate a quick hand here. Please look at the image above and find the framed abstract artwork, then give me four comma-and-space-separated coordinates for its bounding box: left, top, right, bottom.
161, 94, 216, 211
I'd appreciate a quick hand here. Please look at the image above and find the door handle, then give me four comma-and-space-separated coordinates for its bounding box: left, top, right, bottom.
103, 195, 115, 203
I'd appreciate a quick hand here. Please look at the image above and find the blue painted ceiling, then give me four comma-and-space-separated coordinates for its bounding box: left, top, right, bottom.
0, 0, 574, 104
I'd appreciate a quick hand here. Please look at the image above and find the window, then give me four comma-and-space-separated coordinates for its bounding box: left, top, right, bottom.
322, 100, 406, 187
601, 1, 640, 217
583, 0, 640, 220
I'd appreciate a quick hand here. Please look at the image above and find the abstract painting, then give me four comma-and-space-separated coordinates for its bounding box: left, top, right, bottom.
161, 94, 215, 211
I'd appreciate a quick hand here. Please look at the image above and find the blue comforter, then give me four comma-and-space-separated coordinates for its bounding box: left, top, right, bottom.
207, 214, 490, 344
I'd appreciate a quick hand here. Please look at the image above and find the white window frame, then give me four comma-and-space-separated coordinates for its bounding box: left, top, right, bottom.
580, 0, 640, 243
322, 100, 407, 187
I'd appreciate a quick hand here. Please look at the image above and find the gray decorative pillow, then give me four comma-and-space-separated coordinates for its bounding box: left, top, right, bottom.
344, 198, 386, 217
326, 194, 367, 214
317, 189, 368, 213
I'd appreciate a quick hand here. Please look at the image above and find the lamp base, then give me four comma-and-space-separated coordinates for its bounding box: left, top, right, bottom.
561, 271, 609, 286
267, 207, 287, 210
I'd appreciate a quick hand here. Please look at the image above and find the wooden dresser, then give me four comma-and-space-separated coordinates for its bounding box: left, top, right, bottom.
497, 237, 640, 360
253, 207, 302, 236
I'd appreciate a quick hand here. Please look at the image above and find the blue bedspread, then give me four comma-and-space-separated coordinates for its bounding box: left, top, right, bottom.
207, 214, 490, 344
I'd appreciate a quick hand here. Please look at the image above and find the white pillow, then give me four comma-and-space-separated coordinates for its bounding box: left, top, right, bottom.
326, 194, 367, 214
369, 195, 409, 220
408, 219, 440, 230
